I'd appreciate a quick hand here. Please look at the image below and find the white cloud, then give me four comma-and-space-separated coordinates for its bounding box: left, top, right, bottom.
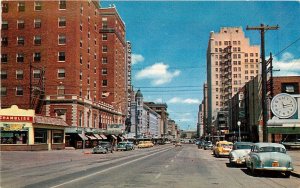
168, 97, 200, 104
131, 54, 144, 65
273, 52, 300, 76
136, 63, 181, 86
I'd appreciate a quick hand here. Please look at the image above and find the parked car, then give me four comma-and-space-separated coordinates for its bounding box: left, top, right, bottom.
175, 142, 182, 147
203, 141, 213, 150
93, 141, 113, 154
126, 142, 135, 150
229, 142, 252, 166
197, 140, 205, 149
116, 142, 130, 151
213, 141, 233, 157
245, 143, 293, 177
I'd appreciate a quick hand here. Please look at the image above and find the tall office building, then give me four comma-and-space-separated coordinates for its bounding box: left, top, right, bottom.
206, 27, 260, 128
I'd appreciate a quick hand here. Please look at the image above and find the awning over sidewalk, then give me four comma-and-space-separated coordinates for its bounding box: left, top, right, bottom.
268, 126, 300, 134
100, 134, 107, 139
78, 134, 88, 140
93, 134, 102, 139
111, 135, 117, 139
86, 135, 97, 140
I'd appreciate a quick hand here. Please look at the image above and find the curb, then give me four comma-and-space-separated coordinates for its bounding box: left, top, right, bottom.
83, 151, 92, 154
291, 171, 300, 178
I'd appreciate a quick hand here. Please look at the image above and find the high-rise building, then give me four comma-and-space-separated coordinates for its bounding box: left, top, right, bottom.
206, 27, 260, 128
99, 6, 127, 125
1, 1, 128, 148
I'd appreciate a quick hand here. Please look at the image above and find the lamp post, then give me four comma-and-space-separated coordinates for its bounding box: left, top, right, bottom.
237, 121, 241, 142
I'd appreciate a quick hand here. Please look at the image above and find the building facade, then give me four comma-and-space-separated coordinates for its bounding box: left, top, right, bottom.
206, 27, 260, 132
1, 1, 128, 148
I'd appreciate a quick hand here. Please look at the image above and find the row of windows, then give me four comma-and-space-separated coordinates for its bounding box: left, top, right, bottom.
1, 52, 65, 63
214, 40, 241, 46
2, 1, 66, 13
1, 35, 66, 46
2, 18, 66, 30
0, 69, 65, 80
214, 53, 259, 59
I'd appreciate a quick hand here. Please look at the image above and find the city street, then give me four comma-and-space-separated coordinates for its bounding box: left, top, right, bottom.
1, 144, 300, 188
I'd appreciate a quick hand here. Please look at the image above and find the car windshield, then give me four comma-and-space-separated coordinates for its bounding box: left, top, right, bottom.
221, 144, 233, 148
259, 146, 286, 153
236, 144, 252, 150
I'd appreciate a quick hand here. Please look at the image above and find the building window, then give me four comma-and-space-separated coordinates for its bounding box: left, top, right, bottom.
88, 31, 90, 39
58, 17, 66, 27
34, 36, 41, 45
57, 85, 65, 95
34, 19, 41, 28
34, 52, 41, 62
34, 129, 47, 143
18, 2, 25, 12
33, 69, 41, 79
80, 5, 83, 14
94, 38, 97, 45
57, 68, 65, 78
102, 57, 107, 64
59, 0, 66, 9
80, 39, 83, 47
282, 83, 299, 94
16, 86, 23, 96
87, 77, 90, 85
2, 21, 8, 30
53, 130, 64, 143
102, 21, 107, 29
58, 52, 65, 61
80, 54, 82, 64
1, 54, 8, 63
102, 46, 108, 53
58, 34, 66, 45
17, 20, 25, 29
94, 53, 97, 60
102, 80, 108, 87
34, 1, 42, 11
2, 37, 8, 47
1, 70, 7, 79
79, 71, 82, 80
17, 53, 24, 63
1, 87, 7, 96
79, 111, 83, 127
102, 68, 107, 75
17, 36, 25, 45
94, 81, 96, 88
102, 34, 107, 41
16, 70, 23, 80
2, 3, 8, 13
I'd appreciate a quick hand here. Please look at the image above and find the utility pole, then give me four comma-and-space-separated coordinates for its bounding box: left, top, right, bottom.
246, 24, 279, 142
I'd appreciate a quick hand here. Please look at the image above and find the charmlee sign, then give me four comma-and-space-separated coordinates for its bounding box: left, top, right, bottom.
0, 115, 33, 122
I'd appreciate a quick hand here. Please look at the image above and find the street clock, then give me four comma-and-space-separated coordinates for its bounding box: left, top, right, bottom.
271, 93, 298, 119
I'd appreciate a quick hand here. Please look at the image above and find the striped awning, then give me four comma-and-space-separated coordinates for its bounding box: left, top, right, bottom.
100, 134, 107, 139
86, 135, 97, 140
111, 135, 117, 139
93, 134, 102, 139
78, 134, 88, 141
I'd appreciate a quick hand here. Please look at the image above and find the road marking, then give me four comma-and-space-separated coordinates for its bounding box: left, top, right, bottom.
50, 147, 172, 188
155, 173, 161, 179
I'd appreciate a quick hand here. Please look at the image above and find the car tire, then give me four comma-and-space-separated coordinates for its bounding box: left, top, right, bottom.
251, 164, 257, 176
283, 171, 291, 178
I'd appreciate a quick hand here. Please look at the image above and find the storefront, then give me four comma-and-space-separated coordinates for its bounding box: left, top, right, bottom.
0, 105, 67, 151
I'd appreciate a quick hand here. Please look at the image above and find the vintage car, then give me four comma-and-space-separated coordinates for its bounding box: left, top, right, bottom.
229, 142, 252, 166
137, 141, 154, 148
245, 143, 294, 177
92, 141, 113, 154
213, 141, 233, 157
116, 142, 130, 151
203, 141, 213, 150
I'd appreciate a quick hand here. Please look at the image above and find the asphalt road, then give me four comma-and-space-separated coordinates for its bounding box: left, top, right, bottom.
1, 145, 300, 188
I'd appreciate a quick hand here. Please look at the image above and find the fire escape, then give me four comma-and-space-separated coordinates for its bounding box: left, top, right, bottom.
30, 65, 45, 114
221, 45, 232, 111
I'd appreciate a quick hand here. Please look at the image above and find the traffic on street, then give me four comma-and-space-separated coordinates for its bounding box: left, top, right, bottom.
1, 143, 299, 188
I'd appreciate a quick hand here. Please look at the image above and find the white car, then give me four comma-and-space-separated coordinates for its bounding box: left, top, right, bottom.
229, 142, 252, 166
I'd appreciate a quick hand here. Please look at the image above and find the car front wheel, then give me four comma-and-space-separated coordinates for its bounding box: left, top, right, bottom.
283, 171, 291, 178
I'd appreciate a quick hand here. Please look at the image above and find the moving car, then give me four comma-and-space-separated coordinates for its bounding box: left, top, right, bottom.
203, 141, 213, 150
229, 142, 252, 166
213, 141, 233, 157
245, 143, 293, 177
175, 142, 182, 147
137, 141, 154, 148
93, 141, 113, 154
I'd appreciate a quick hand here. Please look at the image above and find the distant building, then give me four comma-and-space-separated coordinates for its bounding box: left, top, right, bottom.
206, 27, 260, 134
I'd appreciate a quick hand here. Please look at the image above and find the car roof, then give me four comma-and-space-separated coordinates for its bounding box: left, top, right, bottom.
234, 142, 253, 145
253, 142, 285, 148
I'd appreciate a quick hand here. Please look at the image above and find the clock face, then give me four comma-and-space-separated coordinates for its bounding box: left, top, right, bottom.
271, 93, 298, 119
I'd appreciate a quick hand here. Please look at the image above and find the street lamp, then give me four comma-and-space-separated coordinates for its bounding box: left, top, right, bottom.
237, 121, 241, 142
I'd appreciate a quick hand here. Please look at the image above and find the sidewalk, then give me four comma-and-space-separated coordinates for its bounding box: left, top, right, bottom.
288, 150, 300, 178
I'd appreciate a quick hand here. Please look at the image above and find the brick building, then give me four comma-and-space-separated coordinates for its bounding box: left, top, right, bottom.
1, 1, 128, 148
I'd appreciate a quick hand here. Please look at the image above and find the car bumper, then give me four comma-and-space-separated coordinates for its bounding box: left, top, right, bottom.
231, 158, 246, 164
255, 167, 294, 171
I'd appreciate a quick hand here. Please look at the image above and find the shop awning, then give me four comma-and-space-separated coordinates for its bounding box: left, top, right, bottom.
100, 134, 107, 139
93, 134, 102, 139
268, 126, 300, 134
34, 116, 68, 127
111, 135, 117, 139
78, 134, 88, 140
86, 135, 97, 140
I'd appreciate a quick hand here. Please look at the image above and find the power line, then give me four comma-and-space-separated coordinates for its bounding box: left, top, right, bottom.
273, 36, 300, 58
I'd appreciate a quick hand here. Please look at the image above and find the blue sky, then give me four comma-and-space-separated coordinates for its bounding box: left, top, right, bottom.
101, 1, 300, 130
